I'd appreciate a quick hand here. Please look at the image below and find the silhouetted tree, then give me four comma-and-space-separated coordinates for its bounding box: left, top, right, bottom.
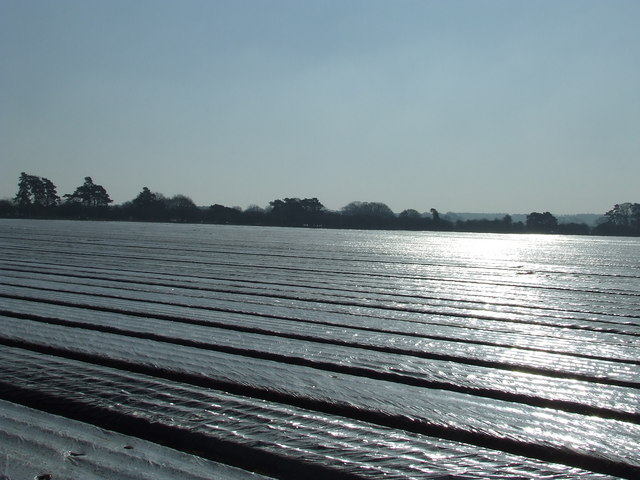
14, 172, 60, 215
9, 170, 635, 236
398, 209, 423, 230
207, 204, 243, 224
268, 197, 326, 226
399, 209, 420, 219
594, 203, 640, 235
30, 176, 46, 206
429, 207, 454, 230
526, 212, 558, 233
456, 217, 512, 233
245, 205, 264, 214
341, 201, 395, 229
607, 203, 639, 229
64, 177, 113, 208
557, 222, 590, 235
14, 173, 32, 212
0, 199, 15, 217
41, 178, 60, 207
127, 187, 166, 221
166, 194, 199, 222
502, 215, 525, 232
242, 205, 266, 224
132, 187, 158, 207
342, 201, 394, 218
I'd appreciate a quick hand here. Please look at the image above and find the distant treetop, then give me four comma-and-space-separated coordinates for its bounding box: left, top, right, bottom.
4, 172, 639, 236
64, 177, 113, 208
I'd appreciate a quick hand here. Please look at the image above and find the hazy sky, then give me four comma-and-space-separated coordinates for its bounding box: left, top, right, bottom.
2, 0, 639, 214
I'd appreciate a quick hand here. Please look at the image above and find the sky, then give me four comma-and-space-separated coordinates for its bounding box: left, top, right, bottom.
1, 0, 639, 215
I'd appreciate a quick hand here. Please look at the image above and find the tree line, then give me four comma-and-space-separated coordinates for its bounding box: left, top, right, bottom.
1, 172, 639, 236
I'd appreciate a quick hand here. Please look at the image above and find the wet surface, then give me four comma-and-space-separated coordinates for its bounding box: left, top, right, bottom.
0, 219, 638, 478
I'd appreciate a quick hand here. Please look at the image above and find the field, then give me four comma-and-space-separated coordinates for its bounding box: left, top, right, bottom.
0, 219, 639, 479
